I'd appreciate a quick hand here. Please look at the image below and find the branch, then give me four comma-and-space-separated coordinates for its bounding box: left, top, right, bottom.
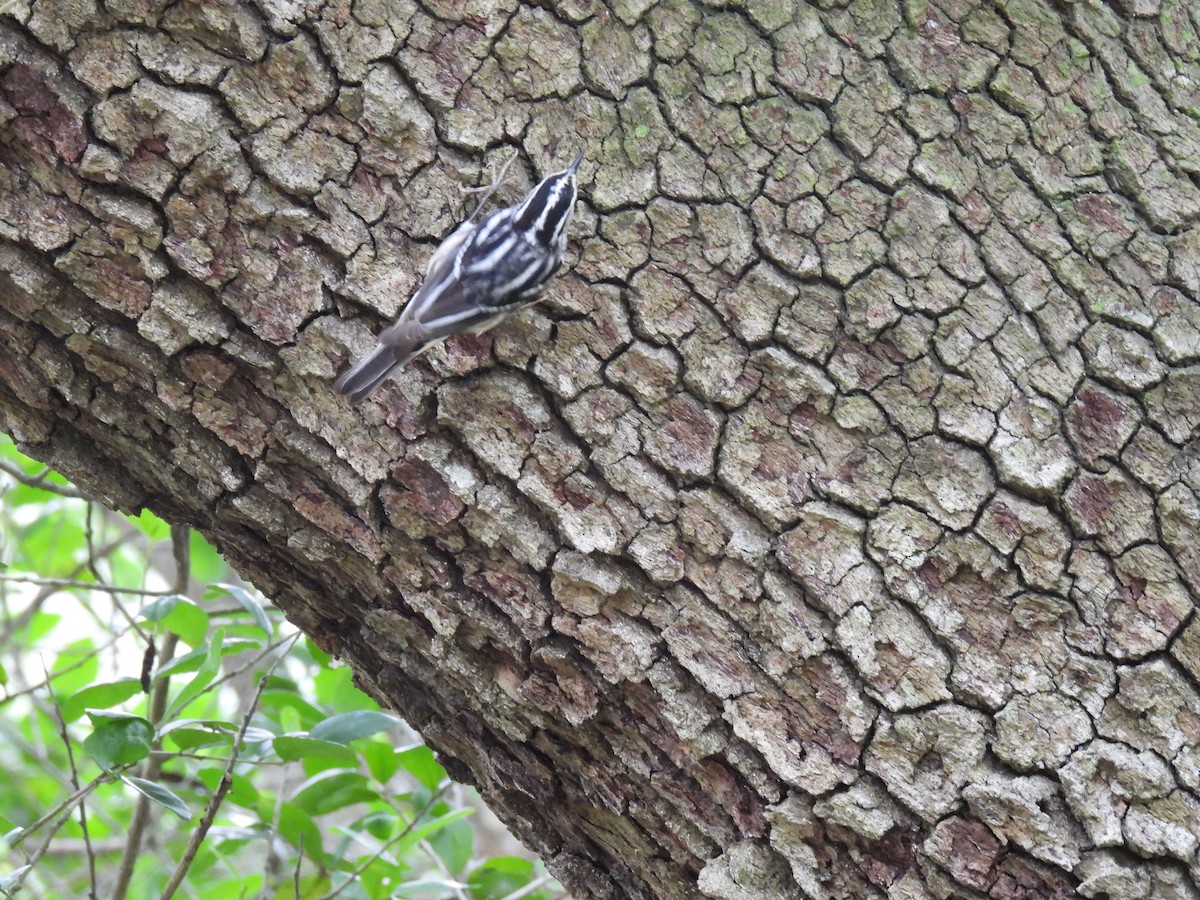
0, 458, 86, 498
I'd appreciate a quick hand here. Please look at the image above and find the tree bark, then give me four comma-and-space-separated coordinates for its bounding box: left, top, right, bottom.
3, 1, 1200, 897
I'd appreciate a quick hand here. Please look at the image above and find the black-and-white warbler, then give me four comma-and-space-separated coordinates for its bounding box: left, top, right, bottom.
335, 152, 584, 403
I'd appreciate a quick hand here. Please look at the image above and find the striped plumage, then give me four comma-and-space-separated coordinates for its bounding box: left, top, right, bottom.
335, 153, 584, 403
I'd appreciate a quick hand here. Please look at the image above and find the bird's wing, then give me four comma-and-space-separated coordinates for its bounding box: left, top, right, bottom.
378, 217, 505, 348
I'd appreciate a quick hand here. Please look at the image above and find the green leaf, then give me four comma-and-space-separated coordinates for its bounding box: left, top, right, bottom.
164, 728, 232, 751
153, 638, 260, 681
290, 771, 377, 816
241, 726, 278, 746
259, 691, 325, 731
397, 745, 446, 791
304, 638, 332, 667
161, 600, 210, 648
204, 873, 266, 900
468, 856, 535, 899
121, 774, 191, 820
166, 627, 224, 720
194, 768, 261, 812
140, 595, 209, 647
390, 808, 474, 859
152, 646, 207, 680
276, 872, 330, 899
310, 710, 399, 745
276, 803, 323, 860
428, 812, 474, 874
83, 712, 153, 770
0, 660, 7, 687
126, 508, 171, 541
13, 508, 86, 576
140, 594, 179, 622
227, 775, 260, 810
49, 638, 99, 695
355, 858, 408, 899
61, 678, 143, 722
362, 743, 400, 785
313, 664, 376, 712
273, 736, 357, 765
358, 810, 395, 841
159, 718, 238, 751
24, 611, 60, 644
209, 582, 274, 637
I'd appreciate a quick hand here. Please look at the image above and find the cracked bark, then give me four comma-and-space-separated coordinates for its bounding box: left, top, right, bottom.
2, 0, 1200, 897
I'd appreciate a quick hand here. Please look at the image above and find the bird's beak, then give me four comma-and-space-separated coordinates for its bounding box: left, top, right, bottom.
567, 152, 584, 174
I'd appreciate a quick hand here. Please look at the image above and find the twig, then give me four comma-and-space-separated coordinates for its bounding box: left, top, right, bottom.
293, 837, 303, 900
0, 630, 127, 707
145, 626, 295, 737
381, 777, 471, 899
159, 637, 294, 900
42, 658, 98, 899
147, 750, 285, 765
418, 834, 472, 900
0, 575, 176, 596
7, 773, 112, 849
0, 458, 86, 498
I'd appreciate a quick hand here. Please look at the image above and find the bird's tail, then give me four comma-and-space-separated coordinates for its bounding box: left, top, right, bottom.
336, 320, 430, 403
335, 344, 408, 404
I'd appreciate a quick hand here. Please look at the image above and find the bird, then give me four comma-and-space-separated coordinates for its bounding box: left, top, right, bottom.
335, 152, 585, 403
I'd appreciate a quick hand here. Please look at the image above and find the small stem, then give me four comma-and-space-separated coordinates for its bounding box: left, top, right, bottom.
42, 659, 98, 899
110, 631, 178, 900
111, 524, 192, 900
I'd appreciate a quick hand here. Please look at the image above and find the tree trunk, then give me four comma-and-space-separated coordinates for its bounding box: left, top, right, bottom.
3, 0, 1200, 897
